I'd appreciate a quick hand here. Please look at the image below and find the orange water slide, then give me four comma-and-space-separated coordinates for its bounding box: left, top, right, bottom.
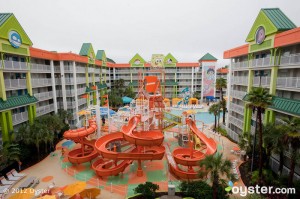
168, 118, 217, 179
63, 119, 98, 164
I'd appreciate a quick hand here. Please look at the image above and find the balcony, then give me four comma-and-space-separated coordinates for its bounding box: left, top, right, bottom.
252, 57, 271, 67
64, 66, 74, 73
34, 91, 53, 101
230, 103, 244, 115
36, 104, 54, 116
78, 98, 86, 106
32, 78, 52, 87
88, 67, 95, 73
232, 61, 247, 69
77, 77, 86, 84
232, 76, 248, 85
253, 76, 270, 87
67, 101, 76, 109
77, 87, 86, 95
280, 53, 300, 66
276, 77, 300, 90
3, 60, 28, 71
231, 90, 247, 100
227, 128, 240, 142
55, 78, 61, 85
229, 116, 244, 129
12, 112, 28, 125
76, 67, 86, 73
65, 89, 75, 96
4, 79, 27, 90
31, 63, 51, 73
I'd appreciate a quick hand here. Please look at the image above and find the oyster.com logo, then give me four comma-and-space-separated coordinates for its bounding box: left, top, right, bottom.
225, 181, 238, 192
9, 30, 22, 48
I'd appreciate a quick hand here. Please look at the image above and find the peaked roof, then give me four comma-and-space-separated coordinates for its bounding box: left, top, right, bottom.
79, 43, 93, 56
107, 58, 115, 63
262, 8, 296, 31
199, 53, 218, 61
0, 13, 12, 27
96, 50, 105, 60
0, 94, 38, 111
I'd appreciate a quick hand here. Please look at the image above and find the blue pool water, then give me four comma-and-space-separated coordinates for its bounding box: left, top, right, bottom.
170, 110, 223, 124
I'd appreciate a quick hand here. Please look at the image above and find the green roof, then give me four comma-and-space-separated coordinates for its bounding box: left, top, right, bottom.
262, 8, 296, 31
161, 81, 178, 86
270, 96, 300, 116
107, 58, 115, 63
96, 83, 108, 89
85, 86, 93, 93
79, 43, 92, 56
199, 53, 217, 61
0, 94, 38, 111
243, 94, 300, 117
0, 13, 12, 27
128, 81, 138, 87
96, 50, 105, 60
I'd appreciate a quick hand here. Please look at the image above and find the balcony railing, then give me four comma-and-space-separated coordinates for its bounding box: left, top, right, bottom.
3, 60, 27, 70
280, 53, 300, 66
231, 90, 247, 100
77, 87, 86, 95
12, 112, 28, 125
253, 76, 270, 87
78, 98, 86, 106
36, 104, 54, 116
232, 61, 248, 69
227, 128, 240, 142
34, 91, 53, 101
252, 57, 271, 67
76, 67, 86, 73
4, 79, 27, 90
64, 66, 74, 73
77, 77, 86, 84
229, 116, 244, 129
31, 63, 51, 73
232, 76, 248, 85
67, 101, 76, 109
88, 67, 95, 73
276, 77, 300, 89
230, 103, 244, 114
66, 89, 75, 96
32, 78, 52, 87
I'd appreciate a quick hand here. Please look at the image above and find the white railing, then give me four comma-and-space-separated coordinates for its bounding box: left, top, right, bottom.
227, 128, 240, 142
3, 60, 27, 70
232, 76, 248, 85
78, 98, 86, 106
66, 89, 75, 96
276, 77, 300, 89
31, 63, 51, 73
88, 67, 94, 73
67, 101, 76, 109
65, 78, 74, 85
229, 116, 244, 129
232, 61, 248, 69
36, 104, 54, 116
64, 65, 73, 73
55, 78, 61, 84
230, 103, 244, 114
95, 68, 100, 74
231, 90, 247, 100
4, 79, 27, 89
280, 53, 300, 66
76, 67, 86, 73
77, 77, 86, 84
31, 78, 52, 87
252, 57, 271, 67
12, 112, 28, 125
34, 91, 53, 101
253, 76, 270, 86
77, 87, 86, 95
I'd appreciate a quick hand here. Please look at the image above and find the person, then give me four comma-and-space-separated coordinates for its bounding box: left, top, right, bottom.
102, 117, 105, 126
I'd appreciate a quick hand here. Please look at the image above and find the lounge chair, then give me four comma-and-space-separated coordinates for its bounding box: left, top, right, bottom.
11, 169, 26, 177
0, 176, 14, 186
6, 172, 21, 181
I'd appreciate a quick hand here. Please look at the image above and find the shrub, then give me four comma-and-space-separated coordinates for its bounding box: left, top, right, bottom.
180, 181, 213, 199
216, 127, 227, 136
134, 182, 159, 199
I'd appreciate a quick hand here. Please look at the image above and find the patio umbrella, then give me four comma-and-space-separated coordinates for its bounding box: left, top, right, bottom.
63, 181, 86, 196
70, 188, 101, 199
9, 188, 35, 199
122, 96, 133, 104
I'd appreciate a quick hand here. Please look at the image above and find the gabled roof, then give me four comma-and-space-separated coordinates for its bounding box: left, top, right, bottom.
96, 50, 105, 60
79, 43, 93, 56
199, 53, 217, 61
107, 58, 115, 63
262, 8, 296, 31
0, 13, 12, 27
0, 94, 38, 111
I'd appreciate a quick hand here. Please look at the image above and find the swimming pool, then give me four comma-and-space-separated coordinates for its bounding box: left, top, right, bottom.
169, 110, 223, 124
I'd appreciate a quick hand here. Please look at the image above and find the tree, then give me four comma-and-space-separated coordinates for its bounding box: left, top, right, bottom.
199, 153, 232, 199
180, 180, 213, 199
58, 109, 72, 124
209, 103, 220, 131
263, 124, 287, 175
193, 91, 201, 100
124, 86, 135, 99
216, 78, 227, 124
238, 132, 253, 161
247, 87, 272, 183
2, 142, 21, 168
134, 182, 159, 199
283, 117, 300, 186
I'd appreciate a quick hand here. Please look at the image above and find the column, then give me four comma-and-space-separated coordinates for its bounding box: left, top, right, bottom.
225, 61, 232, 128
243, 69, 254, 133
85, 65, 90, 107
92, 66, 97, 105
72, 61, 79, 123
191, 67, 194, 93
50, 60, 58, 113
0, 71, 6, 100
200, 64, 204, 103
0, 112, 9, 142
60, 61, 67, 110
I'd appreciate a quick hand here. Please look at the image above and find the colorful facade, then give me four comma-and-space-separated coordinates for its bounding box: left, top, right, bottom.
224, 8, 300, 179
0, 13, 219, 147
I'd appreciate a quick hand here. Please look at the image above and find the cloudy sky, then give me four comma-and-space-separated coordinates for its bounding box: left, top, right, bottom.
0, 0, 299, 67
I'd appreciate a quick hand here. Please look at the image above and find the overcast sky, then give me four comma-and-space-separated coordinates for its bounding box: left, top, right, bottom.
0, 0, 299, 67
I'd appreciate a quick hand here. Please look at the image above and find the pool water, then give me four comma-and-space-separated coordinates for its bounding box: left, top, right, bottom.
169, 110, 223, 124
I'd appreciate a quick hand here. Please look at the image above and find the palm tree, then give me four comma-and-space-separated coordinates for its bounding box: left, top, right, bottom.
263, 124, 287, 175
216, 78, 227, 124
247, 87, 272, 182
209, 103, 220, 131
283, 117, 300, 186
199, 153, 232, 199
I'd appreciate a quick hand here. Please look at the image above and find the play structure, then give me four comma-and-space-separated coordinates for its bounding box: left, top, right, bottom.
63, 68, 217, 180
